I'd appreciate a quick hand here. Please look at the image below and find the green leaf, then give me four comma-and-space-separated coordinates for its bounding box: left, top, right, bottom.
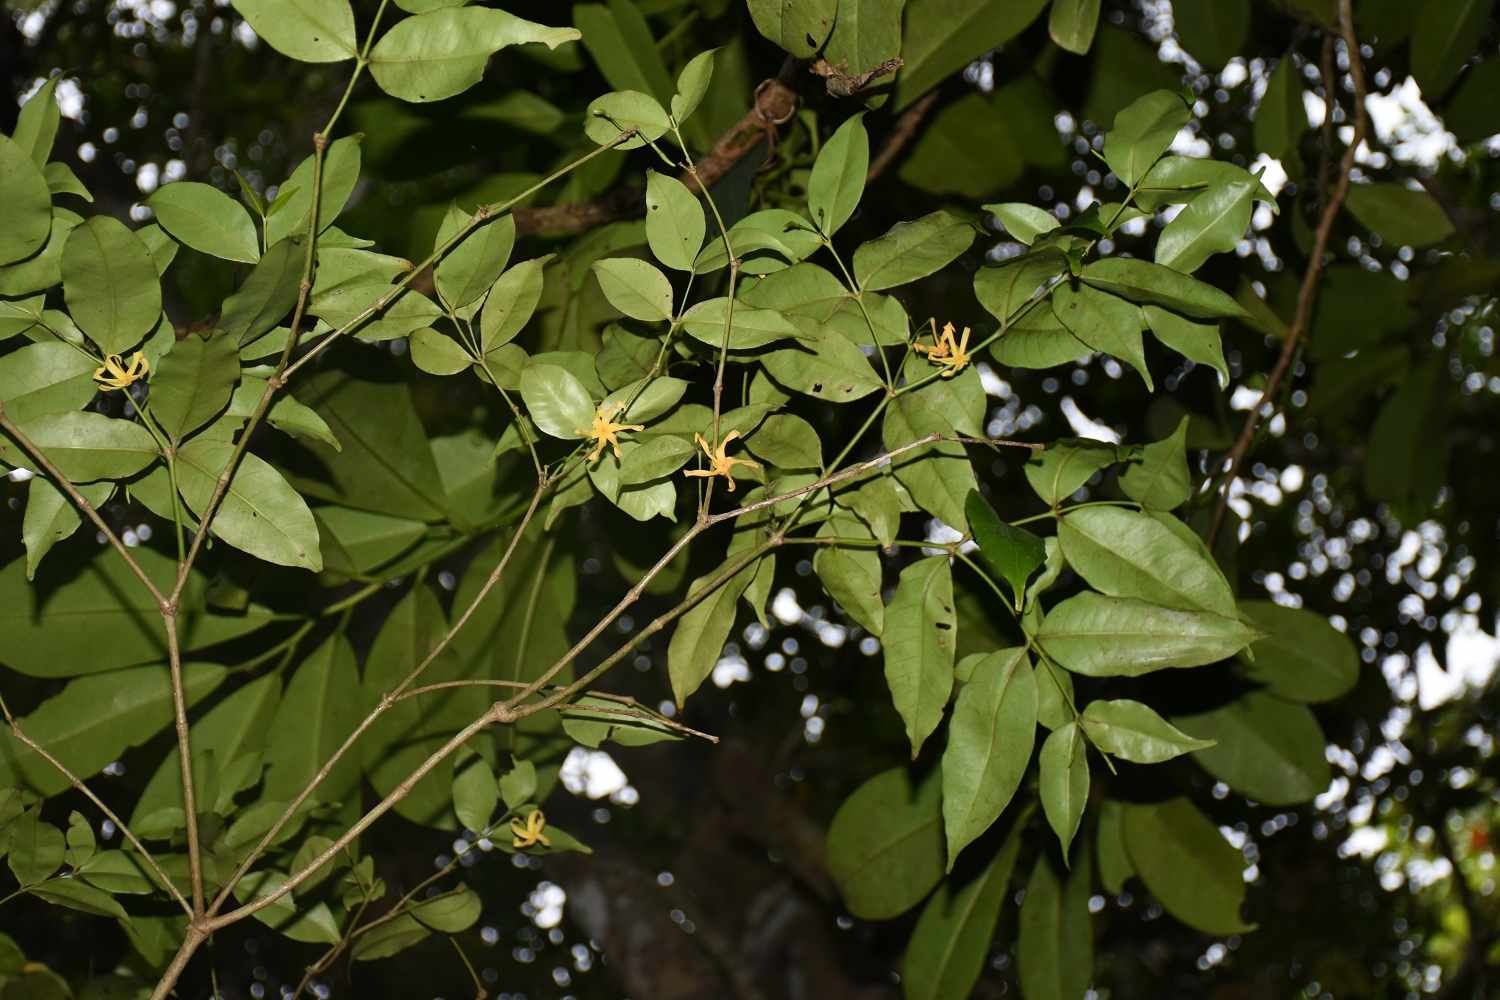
695, 228, 795, 276
1048, 0, 1100, 53
1024, 438, 1120, 506
814, 544, 885, 637
899, 94, 1025, 199
667, 559, 757, 705
942, 648, 1036, 864
984, 203, 1060, 246
743, 413, 821, 469
883, 556, 957, 758
149, 330, 240, 444
574, 1, 675, 106
481, 256, 549, 352
973, 250, 1069, 327
602, 375, 688, 424
1079, 257, 1246, 319
807, 113, 868, 237
220, 237, 305, 346
561, 695, 681, 747
835, 474, 902, 548
1155, 174, 1258, 274
410, 889, 482, 932
1172, 0, 1248, 67
1410, 0, 1493, 97
145, 182, 260, 263
1445, 56, 1500, 142
746, 0, 835, 56
60, 216, 162, 355
823, 0, 903, 91
1080, 699, 1212, 763
1254, 52, 1307, 158
1136, 156, 1278, 212
671, 47, 717, 123
616, 434, 696, 486
176, 438, 322, 571
0, 135, 53, 267
22, 479, 113, 580
31, 876, 128, 920
826, 767, 945, 920
452, 758, 498, 833
315, 507, 426, 577
1118, 416, 1190, 510
1102, 90, 1191, 189
991, 309, 1083, 372
1142, 305, 1228, 383
883, 394, 973, 530
293, 370, 455, 522
264, 134, 362, 247
584, 90, 671, 149
132, 671, 280, 826
352, 914, 431, 961
410, 327, 474, 375
7, 812, 63, 886
230, 0, 357, 62
1038, 723, 1088, 854
1343, 182, 1455, 247
1051, 282, 1152, 389
1096, 800, 1136, 895
369, 7, 580, 102
520, 363, 596, 441
13, 77, 60, 169
0, 668, 228, 803
75, 850, 154, 895
853, 212, 975, 292
43, 162, 91, 203
435, 213, 514, 309
309, 282, 442, 341
733, 210, 824, 264
895, 0, 1048, 108
1017, 854, 1093, 1000
1234, 599, 1358, 703
1036, 592, 1261, 676
1120, 797, 1254, 934
264, 635, 362, 803
0, 341, 98, 423
1173, 691, 1330, 805
0, 547, 277, 677
1057, 506, 1237, 617
903, 819, 1025, 1000
681, 297, 803, 349
591, 258, 673, 322
965, 490, 1045, 611
644, 170, 706, 272
761, 315, 883, 401
499, 758, 536, 808
0, 411, 158, 482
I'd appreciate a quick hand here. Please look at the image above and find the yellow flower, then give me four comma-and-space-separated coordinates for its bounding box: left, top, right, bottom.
510, 809, 552, 850
912, 321, 972, 378
577, 401, 645, 461
94, 352, 149, 391
683, 429, 760, 491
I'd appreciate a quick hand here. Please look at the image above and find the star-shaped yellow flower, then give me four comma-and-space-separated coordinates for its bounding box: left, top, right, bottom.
912, 322, 973, 378
577, 401, 644, 461
683, 429, 759, 491
94, 352, 149, 391
510, 809, 552, 850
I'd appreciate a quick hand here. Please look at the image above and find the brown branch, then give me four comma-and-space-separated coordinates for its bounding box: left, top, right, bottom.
810, 56, 904, 98
505, 62, 802, 239
1210, 0, 1366, 543
867, 90, 940, 183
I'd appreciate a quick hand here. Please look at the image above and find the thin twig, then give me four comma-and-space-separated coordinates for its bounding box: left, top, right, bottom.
1209, 0, 1365, 543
